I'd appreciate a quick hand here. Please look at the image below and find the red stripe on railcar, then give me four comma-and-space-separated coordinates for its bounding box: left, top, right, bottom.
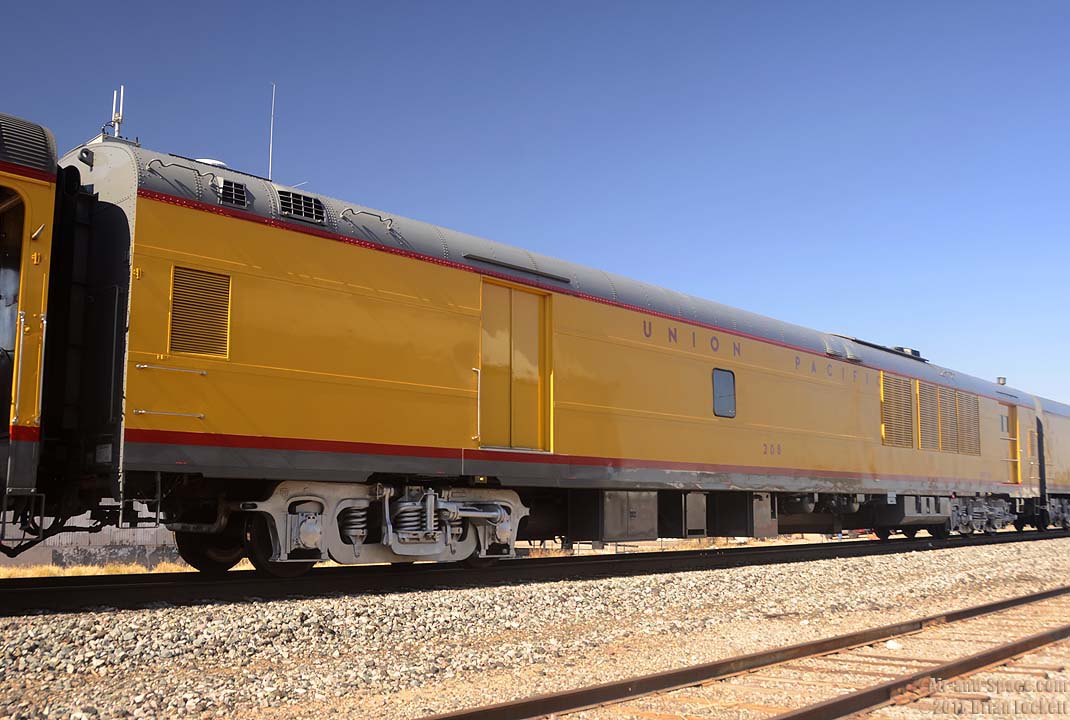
0, 159, 55, 183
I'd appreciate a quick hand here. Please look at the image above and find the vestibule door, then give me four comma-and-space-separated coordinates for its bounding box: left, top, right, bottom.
479, 282, 546, 450
1000, 404, 1020, 484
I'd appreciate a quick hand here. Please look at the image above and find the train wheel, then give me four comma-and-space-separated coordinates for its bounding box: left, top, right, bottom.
874, 527, 892, 541
244, 515, 316, 579
174, 525, 244, 576
1014, 518, 1027, 532
901, 528, 918, 540
461, 534, 503, 568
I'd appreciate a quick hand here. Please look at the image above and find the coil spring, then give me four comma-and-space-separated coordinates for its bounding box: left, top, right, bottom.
449, 517, 464, 538
392, 502, 424, 532
338, 506, 368, 544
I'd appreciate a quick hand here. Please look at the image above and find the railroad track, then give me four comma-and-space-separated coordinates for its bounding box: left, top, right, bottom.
0, 530, 1063, 617
881, 635, 1070, 718
422, 583, 1070, 720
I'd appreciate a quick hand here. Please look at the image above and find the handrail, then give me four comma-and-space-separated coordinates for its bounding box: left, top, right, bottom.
33, 315, 46, 424
134, 363, 207, 376
132, 409, 205, 420
11, 311, 25, 425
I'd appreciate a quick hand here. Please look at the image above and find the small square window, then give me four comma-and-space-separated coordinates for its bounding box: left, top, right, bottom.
713, 369, 736, 418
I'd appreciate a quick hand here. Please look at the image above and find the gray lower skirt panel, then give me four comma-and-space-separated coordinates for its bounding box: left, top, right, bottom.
122, 440, 1027, 498
123, 441, 462, 481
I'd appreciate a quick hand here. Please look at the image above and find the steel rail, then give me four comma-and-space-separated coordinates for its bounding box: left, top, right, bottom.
771, 623, 1070, 719
0, 531, 1064, 617
417, 584, 1070, 720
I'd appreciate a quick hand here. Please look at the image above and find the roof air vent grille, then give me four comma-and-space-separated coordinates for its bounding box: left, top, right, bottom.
219, 179, 247, 207
278, 190, 325, 223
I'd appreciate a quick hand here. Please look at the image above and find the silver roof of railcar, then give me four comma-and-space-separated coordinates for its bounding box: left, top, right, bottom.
65, 136, 1069, 416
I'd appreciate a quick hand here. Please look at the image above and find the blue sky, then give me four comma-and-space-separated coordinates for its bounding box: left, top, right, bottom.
5, 1, 1069, 400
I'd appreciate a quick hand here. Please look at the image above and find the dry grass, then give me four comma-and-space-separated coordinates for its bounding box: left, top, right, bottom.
668, 537, 722, 550
524, 546, 571, 558
0, 560, 193, 579
0, 557, 343, 579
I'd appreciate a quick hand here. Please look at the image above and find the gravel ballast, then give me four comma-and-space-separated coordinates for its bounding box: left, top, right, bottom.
2, 537, 1069, 720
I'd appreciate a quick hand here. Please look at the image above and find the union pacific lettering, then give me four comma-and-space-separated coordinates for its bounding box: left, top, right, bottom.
640, 318, 872, 386
641, 319, 743, 357
793, 354, 873, 385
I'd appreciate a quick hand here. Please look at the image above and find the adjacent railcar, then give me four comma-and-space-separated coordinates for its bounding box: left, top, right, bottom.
1, 111, 1067, 574
0, 115, 64, 539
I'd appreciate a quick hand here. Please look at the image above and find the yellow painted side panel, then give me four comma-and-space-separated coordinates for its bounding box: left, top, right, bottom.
0, 170, 55, 430
551, 292, 875, 473
480, 283, 511, 448
127, 195, 1053, 493
550, 291, 1011, 487
510, 288, 543, 450
128, 197, 481, 448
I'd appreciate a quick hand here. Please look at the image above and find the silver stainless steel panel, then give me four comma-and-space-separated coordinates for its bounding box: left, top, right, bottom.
603, 490, 658, 542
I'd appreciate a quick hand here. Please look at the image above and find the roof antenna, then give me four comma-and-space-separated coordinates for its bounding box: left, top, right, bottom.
268, 82, 276, 180
111, 85, 125, 137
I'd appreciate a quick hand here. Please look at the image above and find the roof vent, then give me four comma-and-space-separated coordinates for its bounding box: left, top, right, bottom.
893, 346, 923, 359
215, 178, 247, 207
277, 190, 325, 224
997, 377, 1007, 386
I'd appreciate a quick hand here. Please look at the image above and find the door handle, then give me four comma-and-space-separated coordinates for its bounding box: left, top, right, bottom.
472, 367, 481, 442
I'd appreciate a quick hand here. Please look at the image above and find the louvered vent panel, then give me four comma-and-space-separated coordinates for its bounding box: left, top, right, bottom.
170, 267, 231, 357
278, 190, 325, 223
0, 112, 56, 173
220, 179, 247, 207
918, 382, 940, 450
881, 373, 915, 448
956, 391, 980, 455
938, 388, 959, 453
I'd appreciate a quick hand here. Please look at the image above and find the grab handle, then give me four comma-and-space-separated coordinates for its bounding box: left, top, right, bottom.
33, 315, 46, 424
11, 311, 25, 425
472, 367, 481, 442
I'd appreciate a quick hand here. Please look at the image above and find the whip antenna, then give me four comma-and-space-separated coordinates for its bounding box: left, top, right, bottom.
109, 84, 125, 137
268, 82, 276, 180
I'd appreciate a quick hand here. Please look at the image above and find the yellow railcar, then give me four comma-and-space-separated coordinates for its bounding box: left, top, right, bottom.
0, 115, 59, 530
1, 111, 1068, 572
